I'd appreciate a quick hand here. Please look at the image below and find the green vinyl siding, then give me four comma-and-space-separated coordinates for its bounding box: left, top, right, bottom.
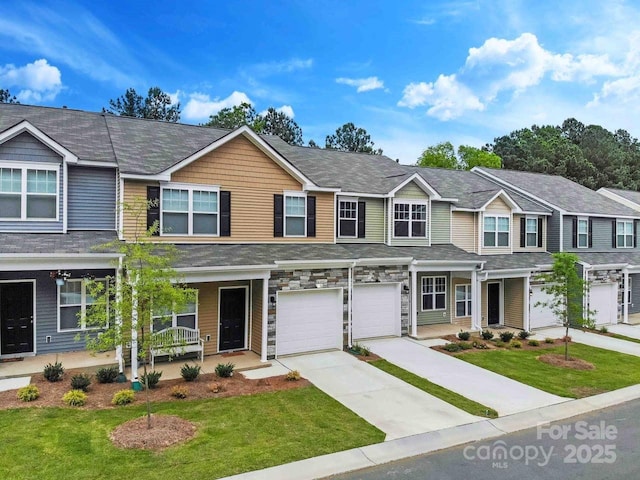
391, 181, 430, 246
336, 197, 384, 243
431, 202, 451, 244
395, 181, 429, 199
417, 272, 451, 325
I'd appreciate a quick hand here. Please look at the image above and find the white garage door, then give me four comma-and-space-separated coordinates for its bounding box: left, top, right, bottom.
276, 288, 343, 356
589, 283, 618, 325
353, 283, 401, 341
530, 285, 559, 329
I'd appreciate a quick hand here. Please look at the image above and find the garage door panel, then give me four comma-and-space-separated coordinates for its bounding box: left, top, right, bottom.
353, 283, 401, 340
530, 285, 558, 329
590, 283, 617, 325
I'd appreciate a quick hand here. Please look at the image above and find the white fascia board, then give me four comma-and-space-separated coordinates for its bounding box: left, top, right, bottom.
120, 172, 171, 181
388, 173, 442, 199
598, 188, 640, 211
274, 259, 356, 269
565, 212, 640, 220
0, 253, 121, 271
0, 120, 79, 164
583, 263, 628, 270
355, 257, 413, 266
341, 192, 388, 198
482, 269, 534, 279
303, 185, 341, 192
176, 266, 272, 283
75, 160, 118, 168
410, 260, 484, 272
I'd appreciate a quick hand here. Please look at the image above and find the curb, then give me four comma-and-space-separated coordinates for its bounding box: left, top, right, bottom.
222, 383, 640, 480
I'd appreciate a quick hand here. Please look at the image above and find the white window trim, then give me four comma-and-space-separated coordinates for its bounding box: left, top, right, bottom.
617, 219, 634, 249
0, 161, 60, 222
455, 284, 472, 317
525, 216, 538, 248
338, 198, 358, 238
393, 199, 428, 239
284, 191, 307, 238
483, 214, 510, 247
57, 278, 107, 332
160, 183, 220, 236
152, 293, 199, 331
577, 217, 589, 249
421, 275, 447, 312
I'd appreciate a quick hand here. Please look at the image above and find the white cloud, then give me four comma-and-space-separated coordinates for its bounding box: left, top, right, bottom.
259, 105, 296, 118
398, 74, 484, 120
182, 91, 252, 121
0, 58, 62, 102
335, 76, 384, 92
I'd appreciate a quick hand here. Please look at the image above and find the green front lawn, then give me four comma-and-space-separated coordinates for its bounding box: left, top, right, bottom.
370, 359, 498, 418
0, 386, 384, 480
457, 343, 640, 398
607, 332, 640, 345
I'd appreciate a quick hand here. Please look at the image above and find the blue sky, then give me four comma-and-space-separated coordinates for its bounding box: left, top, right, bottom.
1, 1, 640, 163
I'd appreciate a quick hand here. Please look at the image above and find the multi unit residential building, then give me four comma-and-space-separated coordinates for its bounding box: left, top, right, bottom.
1, 103, 638, 364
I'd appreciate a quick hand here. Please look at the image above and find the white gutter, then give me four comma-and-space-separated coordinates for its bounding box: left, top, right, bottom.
355, 257, 413, 266
347, 261, 356, 348
274, 259, 356, 269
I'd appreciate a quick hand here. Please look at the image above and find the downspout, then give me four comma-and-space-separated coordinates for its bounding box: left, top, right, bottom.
347, 261, 355, 348
524, 273, 531, 331
261, 276, 268, 362
410, 264, 418, 337
623, 268, 629, 324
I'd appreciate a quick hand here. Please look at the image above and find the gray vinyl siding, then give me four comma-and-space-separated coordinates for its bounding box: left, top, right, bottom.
431, 202, 451, 244
0, 132, 62, 163
416, 272, 451, 325
547, 210, 561, 252
629, 273, 640, 314
0, 269, 114, 355
563, 216, 640, 252
68, 166, 117, 230
336, 197, 384, 243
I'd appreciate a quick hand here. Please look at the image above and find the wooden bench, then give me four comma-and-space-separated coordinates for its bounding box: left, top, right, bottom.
150, 326, 204, 368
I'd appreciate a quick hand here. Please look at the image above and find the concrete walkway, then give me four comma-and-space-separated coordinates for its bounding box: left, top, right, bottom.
366, 337, 569, 416
608, 323, 640, 340
536, 327, 640, 357
278, 351, 481, 441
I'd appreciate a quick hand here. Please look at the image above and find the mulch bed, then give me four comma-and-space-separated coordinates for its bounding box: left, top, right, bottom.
110, 414, 197, 450
434, 334, 567, 355
538, 354, 595, 370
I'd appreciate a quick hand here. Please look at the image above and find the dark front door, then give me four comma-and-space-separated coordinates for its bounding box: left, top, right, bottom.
1, 282, 34, 355
487, 283, 500, 325
219, 288, 246, 351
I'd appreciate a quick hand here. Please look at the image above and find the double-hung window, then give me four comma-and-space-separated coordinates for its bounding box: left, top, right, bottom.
422, 276, 446, 311
0, 165, 58, 220
617, 220, 634, 248
394, 201, 427, 238
152, 300, 198, 331
484, 215, 509, 247
339, 200, 357, 237
526, 217, 538, 247
455, 284, 472, 317
285, 194, 306, 236
161, 185, 218, 235
59, 279, 108, 331
577, 218, 589, 248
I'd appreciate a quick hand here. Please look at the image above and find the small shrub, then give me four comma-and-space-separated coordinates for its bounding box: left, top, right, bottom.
180, 364, 201, 382
494, 340, 506, 348
351, 343, 371, 356
473, 341, 488, 349
215, 362, 235, 378
528, 339, 540, 347
285, 370, 301, 381
510, 340, 522, 349
43, 361, 64, 382
518, 330, 531, 340
112, 389, 135, 406
544, 337, 555, 344
171, 386, 189, 399
499, 331, 515, 342
140, 370, 162, 389
481, 330, 494, 340
95, 366, 119, 384
208, 382, 222, 393
63, 389, 87, 407
443, 343, 462, 352
562, 335, 572, 343
70, 373, 91, 392
458, 331, 471, 341
17, 385, 39, 402
458, 341, 473, 350
599, 326, 609, 334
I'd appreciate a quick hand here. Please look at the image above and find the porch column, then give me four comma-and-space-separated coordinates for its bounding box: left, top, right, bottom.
261, 277, 268, 362
130, 280, 139, 383
411, 268, 418, 337
624, 269, 629, 324
524, 274, 531, 331
115, 259, 124, 376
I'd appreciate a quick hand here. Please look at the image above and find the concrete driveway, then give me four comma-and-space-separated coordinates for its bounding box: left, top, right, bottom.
365, 338, 569, 416
278, 351, 481, 441
609, 323, 640, 340
536, 327, 640, 357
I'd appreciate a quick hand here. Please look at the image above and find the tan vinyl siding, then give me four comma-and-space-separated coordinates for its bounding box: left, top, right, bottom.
451, 277, 472, 329
336, 196, 384, 243
417, 272, 451, 325
452, 211, 477, 253
504, 278, 524, 329
251, 279, 263, 355
480, 196, 512, 255
122, 180, 152, 239
431, 202, 451, 244
122, 136, 334, 242
512, 214, 547, 252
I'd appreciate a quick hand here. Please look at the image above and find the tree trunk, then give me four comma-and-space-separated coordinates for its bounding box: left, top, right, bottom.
141, 325, 152, 429
565, 322, 569, 361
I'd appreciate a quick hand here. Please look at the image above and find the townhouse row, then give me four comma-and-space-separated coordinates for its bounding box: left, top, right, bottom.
2, 103, 640, 363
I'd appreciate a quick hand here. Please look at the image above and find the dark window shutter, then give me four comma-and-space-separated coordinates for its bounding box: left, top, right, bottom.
220, 191, 231, 237
520, 217, 526, 247
274, 194, 283, 237
612, 220, 617, 248
357, 201, 366, 238
588, 218, 593, 248
635, 220, 639, 248
572, 217, 577, 248
307, 196, 316, 237
538, 217, 543, 247
147, 186, 160, 236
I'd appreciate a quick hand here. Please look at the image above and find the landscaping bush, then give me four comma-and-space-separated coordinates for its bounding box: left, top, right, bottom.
215, 362, 235, 378
481, 330, 494, 340
285, 370, 301, 381
443, 343, 462, 352
70, 373, 92, 392
544, 337, 555, 344
63, 389, 87, 407
528, 339, 540, 347
458, 331, 471, 341
518, 330, 531, 340
510, 340, 522, 349
171, 386, 189, 399
494, 340, 506, 348
473, 341, 488, 349
112, 389, 135, 406
95, 366, 119, 384
499, 331, 515, 342
17, 385, 39, 402
458, 342, 473, 350
562, 335, 572, 343
599, 326, 609, 334
351, 343, 371, 356
43, 361, 64, 382
140, 370, 162, 389
181, 363, 201, 382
